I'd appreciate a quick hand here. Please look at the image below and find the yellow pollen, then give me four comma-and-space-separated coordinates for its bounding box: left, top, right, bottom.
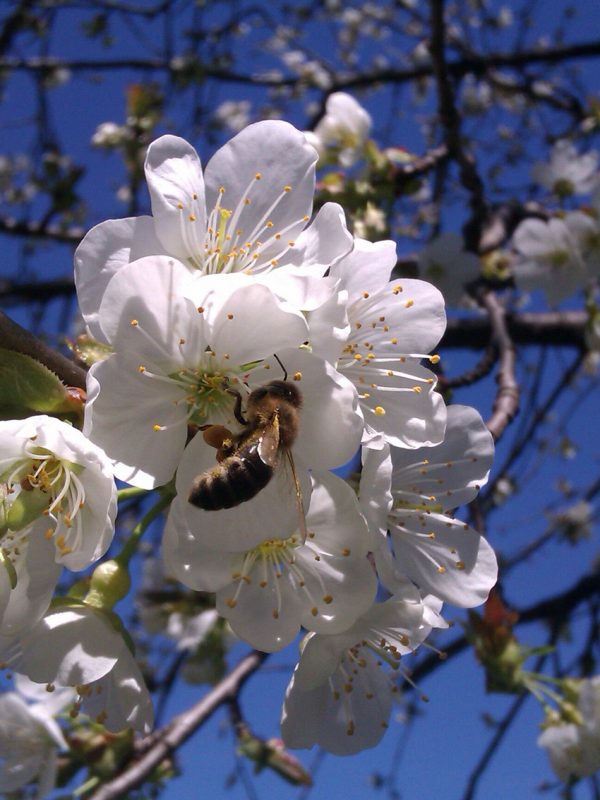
219, 186, 225, 193
303, 215, 309, 221
45, 528, 53, 540
138, 365, 146, 373
225, 598, 237, 608
255, 172, 262, 180
266, 221, 274, 228
429, 354, 441, 364
362, 291, 369, 298
283, 185, 292, 192
244, 198, 251, 205
341, 547, 351, 556
405, 299, 414, 308
293, 372, 302, 381
354, 354, 362, 361
270, 259, 278, 266
189, 214, 196, 222
456, 561, 465, 570
177, 202, 183, 209
392, 284, 403, 294
413, 386, 422, 394
390, 337, 398, 345
152, 424, 164, 432
275, 233, 281, 240
288, 240, 295, 246
130, 319, 138, 327
437, 565, 446, 574
374, 406, 386, 416
323, 595, 333, 604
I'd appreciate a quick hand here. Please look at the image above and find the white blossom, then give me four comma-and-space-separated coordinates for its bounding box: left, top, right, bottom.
417, 232, 481, 307
360, 405, 498, 607
531, 140, 599, 197
1, 605, 153, 734
511, 213, 596, 306
83, 258, 319, 489
75, 122, 352, 341
307, 93, 372, 167
163, 470, 377, 651
309, 237, 447, 449
0, 416, 116, 635
0, 678, 70, 798
538, 677, 600, 781
280, 588, 447, 754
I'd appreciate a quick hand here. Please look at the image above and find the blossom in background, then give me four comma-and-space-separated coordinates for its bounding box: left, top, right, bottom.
417, 232, 481, 307
0, 674, 72, 798
214, 100, 252, 133
1, 605, 153, 734
163, 470, 377, 652
531, 140, 599, 198
280, 587, 447, 754
75, 121, 352, 341
538, 676, 600, 782
511, 212, 598, 306
305, 92, 372, 167
309, 237, 447, 449
360, 405, 497, 607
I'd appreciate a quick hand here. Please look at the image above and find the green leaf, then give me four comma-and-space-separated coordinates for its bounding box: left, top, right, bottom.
0, 347, 81, 418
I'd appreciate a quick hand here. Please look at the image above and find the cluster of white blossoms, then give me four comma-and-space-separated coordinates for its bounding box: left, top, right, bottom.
73, 119, 497, 754
1, 117, 498, 785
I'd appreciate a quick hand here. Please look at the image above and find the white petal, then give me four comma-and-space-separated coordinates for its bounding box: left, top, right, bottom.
204, 121, 317, 268
145, 135, 207, 262
21, 608, 122, 686
74, 216, 161, 342
329, 238, 397, 298
283, 202, 353, 276
386, 512, 498, 606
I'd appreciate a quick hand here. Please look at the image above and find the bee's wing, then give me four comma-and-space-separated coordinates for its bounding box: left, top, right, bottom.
283, 448, 308, 545
255, 412, 281, 467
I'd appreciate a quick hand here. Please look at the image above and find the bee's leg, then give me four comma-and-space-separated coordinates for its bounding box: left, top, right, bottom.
225, 386, 248, 426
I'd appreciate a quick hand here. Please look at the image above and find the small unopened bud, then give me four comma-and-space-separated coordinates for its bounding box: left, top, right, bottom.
86, 560, 131, 609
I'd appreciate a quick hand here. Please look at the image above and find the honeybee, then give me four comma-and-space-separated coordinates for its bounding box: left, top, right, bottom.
188, 375, 304, 518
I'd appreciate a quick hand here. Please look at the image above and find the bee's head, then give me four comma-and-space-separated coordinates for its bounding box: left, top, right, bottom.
251, 380, 302, 408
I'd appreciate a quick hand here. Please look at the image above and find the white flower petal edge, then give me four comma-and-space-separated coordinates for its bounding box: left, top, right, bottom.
164, 470, 376, 652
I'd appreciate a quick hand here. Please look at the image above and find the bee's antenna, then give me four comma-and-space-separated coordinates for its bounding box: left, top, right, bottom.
273, 353, 288, 381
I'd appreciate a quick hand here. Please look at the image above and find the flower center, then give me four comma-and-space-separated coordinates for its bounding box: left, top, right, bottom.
176, 175, 308, 275
1, 445, 85, 557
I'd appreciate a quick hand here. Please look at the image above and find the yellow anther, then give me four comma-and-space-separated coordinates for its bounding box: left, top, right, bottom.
255, 172, 262, 180
138, 365, 146, 373
374, 406, 386, 416
413, 386, 422, 393
225, 598, 237, 608
227, 313, 234, 320
429, 354, 441, 364
362, 291, 369, 299
405, 298, 414, 308
390, 337, 398, 345
293, 371, 302, 381
130, 319, 139, 326
152, 424, 164, 432
392, 284, 403, 294
197, 306, 205, 314
283, 185, 292, 192
189, 214, 196, 222
176, 202, 183, 209
437, 565, 446, 574
45, 528, 54, 540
